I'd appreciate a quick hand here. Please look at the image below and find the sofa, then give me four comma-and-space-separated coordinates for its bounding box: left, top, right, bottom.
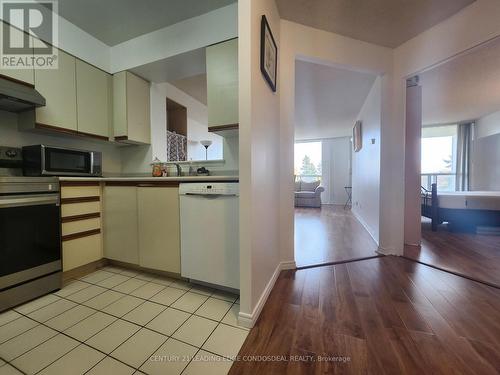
294, 180, 324, 208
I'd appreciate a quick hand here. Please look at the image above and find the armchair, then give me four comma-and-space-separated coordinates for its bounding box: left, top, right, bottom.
294, 180, 324, 208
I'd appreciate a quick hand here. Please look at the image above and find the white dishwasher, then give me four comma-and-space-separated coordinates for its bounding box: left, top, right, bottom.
179, 182, 239, 290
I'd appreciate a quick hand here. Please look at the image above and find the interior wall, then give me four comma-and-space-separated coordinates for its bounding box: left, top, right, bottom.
351, 78, 381, 244
121, 81, 236, 175
238, 0, 282, 324
1, 13, 111, 71
389, 0, 500, 255
0, 111, 122, 174
1, 4, 237, 75
321, 137, 352, 205
471, 109, 500, 190
472, 133, 500, 190
476, 110, 500, 139
152, 82, 223, 161
110, 3, 237, 73
279, 20, 392, 262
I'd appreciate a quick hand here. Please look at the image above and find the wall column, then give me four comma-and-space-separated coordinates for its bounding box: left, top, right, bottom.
404, 80, 422, 246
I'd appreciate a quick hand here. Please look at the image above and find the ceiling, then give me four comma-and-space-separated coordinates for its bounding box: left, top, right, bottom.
45, 0, 236, 46
276, 0, 475, 48
131, 48, 208, 105
421, 37, 500, 125
131, 48, 206, 83
295, 60, 376, 140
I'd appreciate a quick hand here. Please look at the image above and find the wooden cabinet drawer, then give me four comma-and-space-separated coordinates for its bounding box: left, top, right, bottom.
62, 218, 101, 236
61, 201, 101, 217
63, 234, 102, 271
61, 185, 101, 199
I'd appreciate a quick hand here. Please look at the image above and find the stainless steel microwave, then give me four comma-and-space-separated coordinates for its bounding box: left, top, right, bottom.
22, 145, 102, 177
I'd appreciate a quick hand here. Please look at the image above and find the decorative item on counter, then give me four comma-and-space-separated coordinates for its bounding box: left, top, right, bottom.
151, 157, 163, 177
200, 140, 212, 160
161, 163, 168, 177
196, 167, 210, 176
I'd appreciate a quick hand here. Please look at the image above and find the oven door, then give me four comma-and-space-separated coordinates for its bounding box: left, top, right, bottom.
43, 146, 92, 176
0, 194, 61, 290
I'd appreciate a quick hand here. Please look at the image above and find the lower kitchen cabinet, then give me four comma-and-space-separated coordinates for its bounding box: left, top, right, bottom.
137, 186, 181, 274
63, 234, 102, 271
103, 186, 139, 264
102, 184, 181, 274
60, 182, 103, 272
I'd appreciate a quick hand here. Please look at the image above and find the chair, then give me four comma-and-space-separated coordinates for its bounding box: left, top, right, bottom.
294, 180, 324, 208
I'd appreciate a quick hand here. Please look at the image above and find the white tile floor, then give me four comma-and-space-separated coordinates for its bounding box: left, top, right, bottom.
0, 266, 248, 375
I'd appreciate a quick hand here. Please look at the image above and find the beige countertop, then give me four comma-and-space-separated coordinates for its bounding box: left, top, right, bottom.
58, 175, 239, 182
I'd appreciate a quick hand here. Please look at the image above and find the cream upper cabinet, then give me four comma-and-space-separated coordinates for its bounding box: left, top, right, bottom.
137, 187, 181, 274
76, 60, 112, 139
206, 38, 238, 127
103, 186, 139, 265
0, 22, 35, 85
113, 71, 151, 144
34, 48, 77, 130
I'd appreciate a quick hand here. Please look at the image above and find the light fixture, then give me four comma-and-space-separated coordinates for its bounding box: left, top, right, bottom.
200, 140, 212, 160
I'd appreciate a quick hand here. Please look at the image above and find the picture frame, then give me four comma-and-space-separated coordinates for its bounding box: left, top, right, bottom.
260, 15, 278, 92
353, 120, 362, 152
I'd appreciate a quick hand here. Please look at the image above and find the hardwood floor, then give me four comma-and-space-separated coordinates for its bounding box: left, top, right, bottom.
404, 219, 500, 288
229, 256, 500, 375
295, 205, 379, 267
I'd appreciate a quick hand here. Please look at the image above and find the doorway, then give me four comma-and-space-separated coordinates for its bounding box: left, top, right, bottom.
293, 58, 381, 268
403, 37, 500, 287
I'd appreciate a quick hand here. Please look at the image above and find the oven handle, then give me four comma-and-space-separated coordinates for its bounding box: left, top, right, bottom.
0, 194, 60, 208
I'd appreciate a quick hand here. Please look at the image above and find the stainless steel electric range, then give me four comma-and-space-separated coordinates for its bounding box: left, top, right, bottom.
0, 147, 62, 312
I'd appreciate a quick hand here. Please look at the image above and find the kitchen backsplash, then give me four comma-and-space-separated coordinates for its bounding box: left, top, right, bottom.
0, 111, 122, 174
0, 110, 239, 176
120, 136, 239, 176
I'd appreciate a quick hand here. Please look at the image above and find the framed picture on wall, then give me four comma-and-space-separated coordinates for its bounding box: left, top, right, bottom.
260, 15, 277, 92
353, 120, 362, 152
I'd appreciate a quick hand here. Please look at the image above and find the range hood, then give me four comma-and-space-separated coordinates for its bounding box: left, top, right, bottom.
0, 77, 45, 112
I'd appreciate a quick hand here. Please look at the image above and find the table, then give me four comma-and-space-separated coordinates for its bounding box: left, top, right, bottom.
344, 186, 352, 210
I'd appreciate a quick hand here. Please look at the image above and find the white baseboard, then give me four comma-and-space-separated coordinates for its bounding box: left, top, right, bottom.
377, 246, 402, 256
376, 247, 392, 255
237, 260, 296, 329
280, 260, 296, 270
351, 209, 379, 245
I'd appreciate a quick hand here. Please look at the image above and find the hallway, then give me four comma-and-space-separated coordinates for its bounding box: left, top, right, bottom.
294, 205, 379, 267
230, 256, 500, 375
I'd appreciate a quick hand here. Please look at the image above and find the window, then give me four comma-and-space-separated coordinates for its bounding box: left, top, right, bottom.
421, 125, 457, 192
294, 141, 322, 182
